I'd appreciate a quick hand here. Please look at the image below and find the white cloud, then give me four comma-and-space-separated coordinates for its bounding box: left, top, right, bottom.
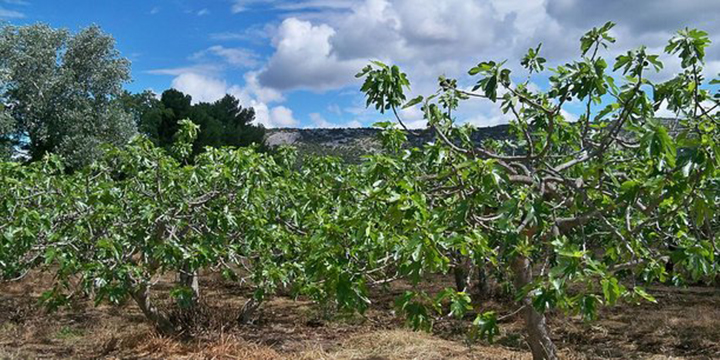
253, 104, 299, 127
398, 106, 426, 129
231, 0, 355, 13
706, 60, 720, 79
1, 0, 29, 5
243, 71, 285, 103
309, 112, 362, 128
170, 73, 229, 104
654, 100, 677, 119
327, 104, 342, 115
273, 0, 356, 12
464, 107, 506, 128
209, 32, 248, 41
231, 0, 268, 13
210, 24, 275, 43
149, 6, 160, 15
197, 8, 210, 16
226, 71, 285, 106
269, 106, 299, 127
161, 71, 293, 128
560, 109, 579, 123
147, 64, 223, 76
251, 0, 719, 127
654, 99, 715, 119
0, 7, 24, 18
257, 18, 365, 91
168, 0, 720, 128
190, 45, 260, 68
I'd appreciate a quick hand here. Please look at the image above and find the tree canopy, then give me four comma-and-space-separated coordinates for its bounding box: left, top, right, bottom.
355, 22, 719, 358
0, 23, 135, 167
136, 90, 264, 157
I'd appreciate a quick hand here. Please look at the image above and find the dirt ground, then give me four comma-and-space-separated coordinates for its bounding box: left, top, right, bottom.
0, 271, 718, 359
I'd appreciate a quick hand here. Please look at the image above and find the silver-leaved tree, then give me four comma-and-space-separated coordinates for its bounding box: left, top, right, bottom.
0, 23, 135, 167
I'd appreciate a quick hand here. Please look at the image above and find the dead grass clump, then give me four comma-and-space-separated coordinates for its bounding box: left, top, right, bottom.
200, 333, 284, 360
131, 331, 282, 359
167, 301, 242, 338
299, 329, 531, 360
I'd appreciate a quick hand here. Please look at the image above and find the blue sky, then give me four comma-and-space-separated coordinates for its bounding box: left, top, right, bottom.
2, 0, 719, 128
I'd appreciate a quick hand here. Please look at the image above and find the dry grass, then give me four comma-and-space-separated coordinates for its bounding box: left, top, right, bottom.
296, 329, 530, 360
1, 271, 718, 359
126, 332, 283, 360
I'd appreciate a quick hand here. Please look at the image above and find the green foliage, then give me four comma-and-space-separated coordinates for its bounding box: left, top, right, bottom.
354, 23, 719, 348
356, 61, 410, 114
579, 21, 616, 56
119, 90, 161, 127
521, 43, 546, 74
0, 104, 15, 160
470, 311, 499, 343
136, 90, 265, 157
0, 23, 135, 167
469, 61, 511, 102
665, 28, 711, 69
0, 24, 717, 354
170, 119, 200, 161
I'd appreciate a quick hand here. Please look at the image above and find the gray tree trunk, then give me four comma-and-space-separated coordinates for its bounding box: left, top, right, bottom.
131, 283, 174, 335
454, 265, 468, 293
179, 264, 200, 304
511, 256, 558, 360
454, 255, 474, 292
238, 298, 260, 324
474, 261, 490, 299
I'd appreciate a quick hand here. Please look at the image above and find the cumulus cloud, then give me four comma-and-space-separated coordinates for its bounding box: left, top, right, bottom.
546, 0, 720, 35
398, 106, 427, 129
269, 106, 299, 127
170, 73, 229, 104
160, 71, 293, 128
235, 71, 285, 104
257, 18, 365, 91
262, 0, 718, 83
252, 104, 299, 127
210, 0, 720, 127
255, 0, 558, 101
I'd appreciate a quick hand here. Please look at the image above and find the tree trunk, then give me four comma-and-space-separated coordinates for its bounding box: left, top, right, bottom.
238, 298, 260, 324
179, 264, 200, 305
454, 255, 473, 292
475, 262, 489, 298
511, 256, 558, 360
454, 265, 468, 292
131, 283, 174, 335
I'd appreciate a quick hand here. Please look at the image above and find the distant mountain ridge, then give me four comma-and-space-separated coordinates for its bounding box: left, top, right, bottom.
264, 118, 681, 162
265, 124, 511, 161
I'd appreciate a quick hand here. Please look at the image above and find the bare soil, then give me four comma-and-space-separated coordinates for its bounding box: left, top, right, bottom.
0, 271, 718, 359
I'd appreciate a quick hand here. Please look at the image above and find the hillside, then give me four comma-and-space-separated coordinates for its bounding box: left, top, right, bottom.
265, 124, 511, 161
